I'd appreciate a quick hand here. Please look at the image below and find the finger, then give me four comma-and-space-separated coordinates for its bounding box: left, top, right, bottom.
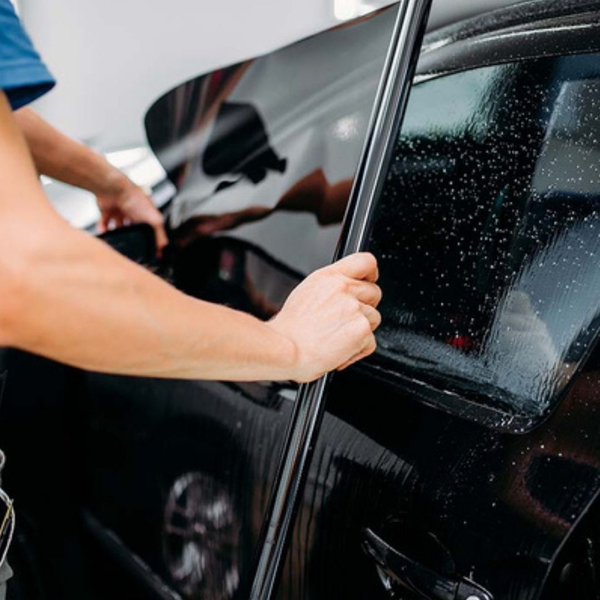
336, 336, 377, 371
153, 223, 169, 257
348, 280, 382, 307
359, 305, 382, 331
331, 252, 379, 282
97, 210, 114, 234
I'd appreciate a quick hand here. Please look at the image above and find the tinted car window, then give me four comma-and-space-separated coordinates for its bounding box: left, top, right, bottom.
367, 54, 600, 424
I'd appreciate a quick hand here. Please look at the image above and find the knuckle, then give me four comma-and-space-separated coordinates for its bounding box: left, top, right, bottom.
365, 252, 377, 267
339, 277, 352, 294
374, 309, 382, 328
333, 277, 350, 296
374, 285, 383, 304
367, 338, 377, 355
359, 252, 376, 269
358, 316, 372, 336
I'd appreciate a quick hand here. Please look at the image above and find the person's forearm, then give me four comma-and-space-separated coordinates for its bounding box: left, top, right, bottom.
14, 108, 127, 196
1, 101, 294, 380
1, 216, 297, 380
0, 93, 380, 382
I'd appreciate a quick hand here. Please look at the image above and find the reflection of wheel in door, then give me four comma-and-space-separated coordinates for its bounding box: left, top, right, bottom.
162, 471, 241, 600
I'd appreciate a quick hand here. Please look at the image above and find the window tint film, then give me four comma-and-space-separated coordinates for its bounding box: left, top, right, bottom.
367, 54, 600, 424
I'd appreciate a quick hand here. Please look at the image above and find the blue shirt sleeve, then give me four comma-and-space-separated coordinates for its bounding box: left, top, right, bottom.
0, 0, 55, 110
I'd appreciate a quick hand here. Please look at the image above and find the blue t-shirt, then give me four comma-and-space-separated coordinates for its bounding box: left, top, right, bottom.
0, 0, 54, 110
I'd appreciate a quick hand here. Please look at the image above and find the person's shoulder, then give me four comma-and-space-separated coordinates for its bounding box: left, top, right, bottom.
0, 0, 55, 110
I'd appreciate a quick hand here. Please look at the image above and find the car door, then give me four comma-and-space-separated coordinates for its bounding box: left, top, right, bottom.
265, 17, 600, 600
76, 6, 600, 600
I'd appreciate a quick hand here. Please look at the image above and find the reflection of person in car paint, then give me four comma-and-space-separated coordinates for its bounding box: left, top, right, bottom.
203, 100, 288, 191
156, 8, 393, 252
173, 168, 351, 245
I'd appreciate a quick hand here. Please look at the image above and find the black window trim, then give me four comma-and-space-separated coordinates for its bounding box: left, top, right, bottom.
417, 1, 600, 84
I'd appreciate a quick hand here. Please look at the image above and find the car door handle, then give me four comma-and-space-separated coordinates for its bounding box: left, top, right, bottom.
363, 528, 493, 600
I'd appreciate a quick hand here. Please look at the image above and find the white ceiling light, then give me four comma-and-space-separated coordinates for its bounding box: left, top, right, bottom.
334, 0, 389, 21
334, 0, 359, 21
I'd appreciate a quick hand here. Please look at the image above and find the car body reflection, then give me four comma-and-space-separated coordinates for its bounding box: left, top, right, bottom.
146, 9, 395, 276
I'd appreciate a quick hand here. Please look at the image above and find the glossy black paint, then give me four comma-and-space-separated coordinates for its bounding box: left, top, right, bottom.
76, 339, 600, 600
84, 4, 600, 600
5, 3, 600, 600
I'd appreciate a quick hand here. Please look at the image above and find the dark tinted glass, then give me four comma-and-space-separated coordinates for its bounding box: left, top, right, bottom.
367, 54, 600, 423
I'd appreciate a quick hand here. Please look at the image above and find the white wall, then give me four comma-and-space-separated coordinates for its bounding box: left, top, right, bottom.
20, 0, 522, 150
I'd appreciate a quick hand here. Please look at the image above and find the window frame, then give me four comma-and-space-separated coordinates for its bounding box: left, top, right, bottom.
361, 35, 600, 433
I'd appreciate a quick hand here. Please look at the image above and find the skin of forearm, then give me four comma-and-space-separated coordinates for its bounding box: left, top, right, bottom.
0, 94, 296, 381
14, 107, 127, 195
2, 221, 297, 380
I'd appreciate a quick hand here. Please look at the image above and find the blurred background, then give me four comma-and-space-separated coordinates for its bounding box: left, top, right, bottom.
15, 0, 522, 151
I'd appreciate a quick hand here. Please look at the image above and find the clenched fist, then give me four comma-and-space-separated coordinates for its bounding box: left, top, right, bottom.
268, 253, 382, 383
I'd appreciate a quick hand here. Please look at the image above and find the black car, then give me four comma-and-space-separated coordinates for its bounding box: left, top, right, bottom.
4, 1, 600, 600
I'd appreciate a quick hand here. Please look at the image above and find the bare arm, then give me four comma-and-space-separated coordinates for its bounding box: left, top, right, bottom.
0, 92, 381, 382
14, 107, 168, 251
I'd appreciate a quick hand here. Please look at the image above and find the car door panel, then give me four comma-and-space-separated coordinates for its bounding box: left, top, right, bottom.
76, 6, 600, 600
267, 25, 600, 600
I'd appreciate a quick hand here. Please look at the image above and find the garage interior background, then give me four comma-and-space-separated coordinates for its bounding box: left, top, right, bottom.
16, 0, 522, 153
